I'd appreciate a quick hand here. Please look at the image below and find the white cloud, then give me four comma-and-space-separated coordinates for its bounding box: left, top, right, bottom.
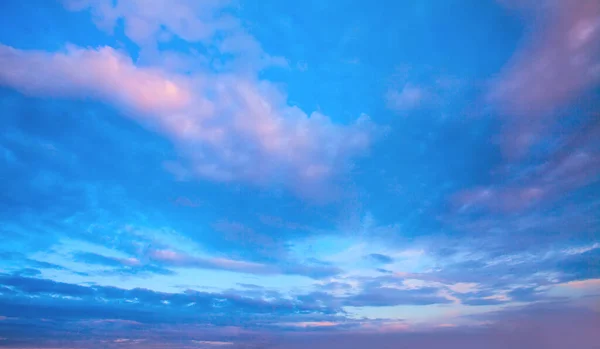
385, 84, 425, 111
0, 44, 376, 197
192, 340, 234, 346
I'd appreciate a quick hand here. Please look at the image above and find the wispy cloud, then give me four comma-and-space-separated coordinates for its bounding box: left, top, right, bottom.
489, 0, 600, 158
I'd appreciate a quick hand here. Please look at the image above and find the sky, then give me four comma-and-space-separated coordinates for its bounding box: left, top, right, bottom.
0, 0, 599, 348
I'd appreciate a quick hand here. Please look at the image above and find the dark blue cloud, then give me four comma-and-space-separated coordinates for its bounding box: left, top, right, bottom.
376, 268, 393, 274
415, 245, 600, 292
73, 252, 176, 277
73, 252, 132, 267
0, 250, 86, 276
507, 287, 545, 303
12, 268, 42, 277
0, 91, 347, 268
557, 248, 600, 282
459, 297, 506, 306
0, 274, 339, 321
0, 274, 95, 297
366, 253, 394, 264
345, 285, 452, 307
236, 283, 264, 289
99, 265, 177, 277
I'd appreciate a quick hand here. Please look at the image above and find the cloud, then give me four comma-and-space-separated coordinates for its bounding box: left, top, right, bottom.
556, 247, 600, 281
147, 249, 341, 279
345, 285, 452, 307
192, 340, 234, 346
62, 0, 287, 74
12, 268, 42, 277
459, 295, 507, 306
412, 242, 600, 296
148, 249, 273, 273
0, 251, 84, 276
0, 0, 381, 200
507, 287, 546, 302
172, 196, 202, 208
385, 84, 424, 111
278, 321, 341, 329
0, 44, 377, 197
445, 122, 600, 260
62, 0, 235, 47
445, 189, 600, 258
491, 0, 600, 116
0, 45, 193, 114
271, 302, 600, 349
452, 186, 545, 213
74, 252, 141, 267
451, 118, 600, 216
489, 0, 600, 158
561, 279, 600, 290
445, 1, 600, 266
0, 274, 338, 323
366, 253, 394, 264
236, 283, 264, 290
384, 66, 465, 114
376, 268, 393, 274
0, 274, 95, 298
1, 274, 599, 347
211, 220, 283, 256
1, 2, 599, 347
100, 265, 177, 277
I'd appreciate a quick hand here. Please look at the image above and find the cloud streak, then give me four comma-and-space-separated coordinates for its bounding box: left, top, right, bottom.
489, 0, 600, 158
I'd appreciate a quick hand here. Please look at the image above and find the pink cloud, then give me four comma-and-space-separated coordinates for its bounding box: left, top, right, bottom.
491, 0, 600, 115
120, 257, 142, 267
0, 45, 192, 110
281, 322, 340, 328
147, 249, 277, 275
489, 0, 600, 158
452, 119, 600, 214
64, 0, 286, 74
63, 0, 235, 46
454, 1, 600, 216
191, 340, 234, 346
437, 323, 457, 328
453, 186, 546, 213
562, 279, 600, 290
358, 321, 410, 333
149, 249, 184, 263
271, 305, 600, 349
538, 151, 600, 191
452, 138, 600, 214
146, 248, 339, 278
0, 44, 376, 197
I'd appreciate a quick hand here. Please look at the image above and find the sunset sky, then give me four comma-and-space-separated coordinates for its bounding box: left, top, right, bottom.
0, 0, 599, 348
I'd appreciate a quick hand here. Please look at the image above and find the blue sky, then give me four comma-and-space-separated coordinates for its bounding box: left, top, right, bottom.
0, 0, 599, 348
